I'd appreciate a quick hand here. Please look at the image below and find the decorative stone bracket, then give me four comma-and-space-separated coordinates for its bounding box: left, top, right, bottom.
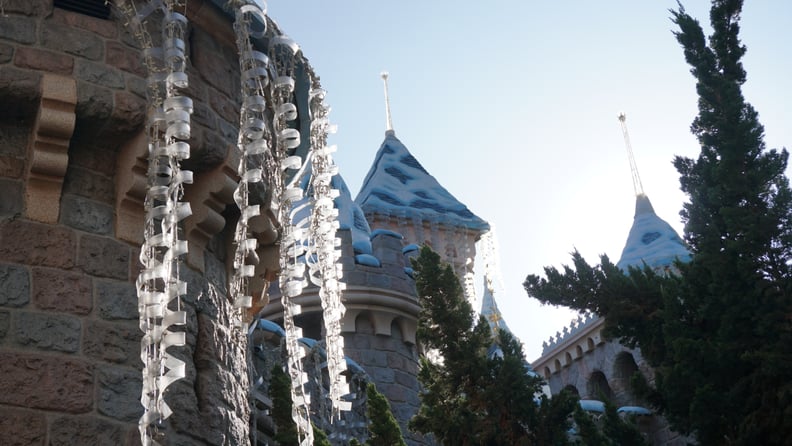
25, 74, 77, 223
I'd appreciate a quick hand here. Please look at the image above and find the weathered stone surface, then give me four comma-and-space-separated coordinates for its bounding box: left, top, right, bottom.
60, 194, 114, 235
208, 89, 238, 125
84, 320, 141, 366
109, 90, 145, 135
191, 30, 236, 97
0, 407, 47, 446
41, 23, 104, 61
0, 66, 41, 111
63, 165, 114, 203
78, 234, 130, 280
14, 47, 74, 75
126, 73, 147, 99
0, 263, 29, 307
97, 279, 138, 320
96, 365, 143, 422
14, 311, 81, 352
0, 0, 50, 16
0, 351, 93, 412
76, 59, 125, 89
0, 219, 76, 268
0, 43, 14, 64
106, 41, 145, 77
0, 156, 25, 177
0, 122, 31, 157
32, 267, 91, 314
76, 81, 113, 123
0, 15, 36, 44
0, 178, 23, 215
67, 140, 115, 176
51, 7, 117, 39
50, 415, 124, 446
0, 311, 9, 339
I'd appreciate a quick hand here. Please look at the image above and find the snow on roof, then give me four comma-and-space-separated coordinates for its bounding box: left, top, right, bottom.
481, 284, 511, 335
354, 132, 490, 233
616, 194, 691, 271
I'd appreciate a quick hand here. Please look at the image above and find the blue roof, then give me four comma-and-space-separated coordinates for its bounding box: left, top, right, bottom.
616, 195, 691, 271
355, 132, 490, 233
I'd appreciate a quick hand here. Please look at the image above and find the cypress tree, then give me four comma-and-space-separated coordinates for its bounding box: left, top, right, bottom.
525, 1, 792, 444
365, 383, 406, 446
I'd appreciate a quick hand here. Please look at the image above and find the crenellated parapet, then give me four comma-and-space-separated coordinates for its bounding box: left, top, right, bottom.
532, 312, 606, 377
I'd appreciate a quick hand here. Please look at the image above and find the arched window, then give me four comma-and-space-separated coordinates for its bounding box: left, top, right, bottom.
586, 371, 614, 401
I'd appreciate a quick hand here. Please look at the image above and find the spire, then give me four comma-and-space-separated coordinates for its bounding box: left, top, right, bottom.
381, 71, 394, 135
618, 112, 645, 197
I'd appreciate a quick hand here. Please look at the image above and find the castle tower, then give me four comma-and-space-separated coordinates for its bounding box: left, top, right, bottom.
354, 74, 490, 275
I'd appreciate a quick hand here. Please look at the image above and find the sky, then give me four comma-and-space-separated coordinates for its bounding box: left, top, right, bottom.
265, 1, 792, 360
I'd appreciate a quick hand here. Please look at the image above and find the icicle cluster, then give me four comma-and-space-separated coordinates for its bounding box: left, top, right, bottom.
229, 1, 271, 328
306, 86, 350, 418
478, 229, 503, 294
268, 30, 315, 446
114, 1, 193, 444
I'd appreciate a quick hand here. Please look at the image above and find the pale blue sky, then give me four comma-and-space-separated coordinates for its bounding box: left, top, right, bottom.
267, 1, 792, 359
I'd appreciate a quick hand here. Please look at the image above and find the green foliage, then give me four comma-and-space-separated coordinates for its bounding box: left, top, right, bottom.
268, 365, 332, 446
525, 1, 792, 444
365, 383, 406, 446
410, 246, 583, 445
270, 365, 299, 446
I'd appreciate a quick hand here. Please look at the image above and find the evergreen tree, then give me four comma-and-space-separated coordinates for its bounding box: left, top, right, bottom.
269, 365, 332, 446
525, 1, 792, 444
365, 382, 407, 446
409, 246, 638, 445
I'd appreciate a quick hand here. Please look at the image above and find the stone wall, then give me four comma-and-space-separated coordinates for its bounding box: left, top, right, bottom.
0, 1, 264, 444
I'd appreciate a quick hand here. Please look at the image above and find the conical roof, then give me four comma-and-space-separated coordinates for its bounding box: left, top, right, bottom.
480, 284, 511, 334
354, 132, 490, 233
616, 194, 690, 271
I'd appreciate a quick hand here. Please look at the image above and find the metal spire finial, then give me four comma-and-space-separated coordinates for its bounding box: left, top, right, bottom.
381, 71, 394, 135
618, 112, 645, 197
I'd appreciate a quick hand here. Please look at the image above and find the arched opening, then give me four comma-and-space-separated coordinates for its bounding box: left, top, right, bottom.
586, 337, 595, 351
586, 370, 614, 402
565, 351, 573, 366
575, 345, 583, 358
553, 358, 562, 373
354, 312, 374, 335
562, 384, 580, 397
612, 351, 642, 404
543, 367, 551, 379
390, 319, 403, 341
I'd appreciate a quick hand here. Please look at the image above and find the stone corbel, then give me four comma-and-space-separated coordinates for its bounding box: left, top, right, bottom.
25, 74, 77, 223
183, 148, 240, 272
115, 131, 148, 244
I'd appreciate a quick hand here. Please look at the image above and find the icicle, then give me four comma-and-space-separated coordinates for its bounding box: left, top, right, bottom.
229, 0, 271, 329
113, 1, 192, 444
268, 25, 314, 446
478, 228, 504, 295
306, 84, 350, 418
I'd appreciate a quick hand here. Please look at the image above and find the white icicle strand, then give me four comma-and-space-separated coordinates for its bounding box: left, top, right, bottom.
269, 30, 314, 446
306, 86, 350, 418
229, 0, 270, 328
479, 229, 504, 295
114, 1, 192, 444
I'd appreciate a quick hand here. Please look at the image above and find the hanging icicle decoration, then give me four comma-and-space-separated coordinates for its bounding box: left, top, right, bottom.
478, 229, 504, 295
269, 32, 314, 445
460, 229, 478, 309
305, 84, 350, 418
228, 0, 270, 329
113, 1, 192, 444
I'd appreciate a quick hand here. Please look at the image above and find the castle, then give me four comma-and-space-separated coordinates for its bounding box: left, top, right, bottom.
0, 1, 694, 445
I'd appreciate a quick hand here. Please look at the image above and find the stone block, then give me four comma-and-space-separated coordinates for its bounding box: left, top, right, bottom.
0, 407, 47, 446
97, 279, 138, 320
0, 219, 76, 268
394, 369, 417, 389
14, 47, 74, 75
96, 365, 143, 422
49, 415, 124, 446
76, 81, 113, 124
359, 349, 388, 368
0, 351, 93, 412
76, 59, 125, 89
0, 66, 41, 107
67, 140, 115, 176
0, 15, 36, 44
0, 122, 28, 158
32, 267, 92, 314
106, 41, 145, 76
0, 178, 23, 215
0, 42, 14, 64
78, 234, 130, 280
51, 7, 118, 39
371, 366, 395, 384
108, 90, 146, 136
0, 311, 9, 339
0, 263, 29, 307
41, 23, 104, 61
84, 319, 141, 366
63, 165, 114, 203
191, 30, 236, 97
60, 194, 114, 235
0, 155, 25, 177
14, 311, 81, 352
126, 73, 147, 99
208, 89, 238, 125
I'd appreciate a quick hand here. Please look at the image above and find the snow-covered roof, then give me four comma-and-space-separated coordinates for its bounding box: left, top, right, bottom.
616, 194, 691, 271
354, 132, 490, 233
481, 285, 511, 334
